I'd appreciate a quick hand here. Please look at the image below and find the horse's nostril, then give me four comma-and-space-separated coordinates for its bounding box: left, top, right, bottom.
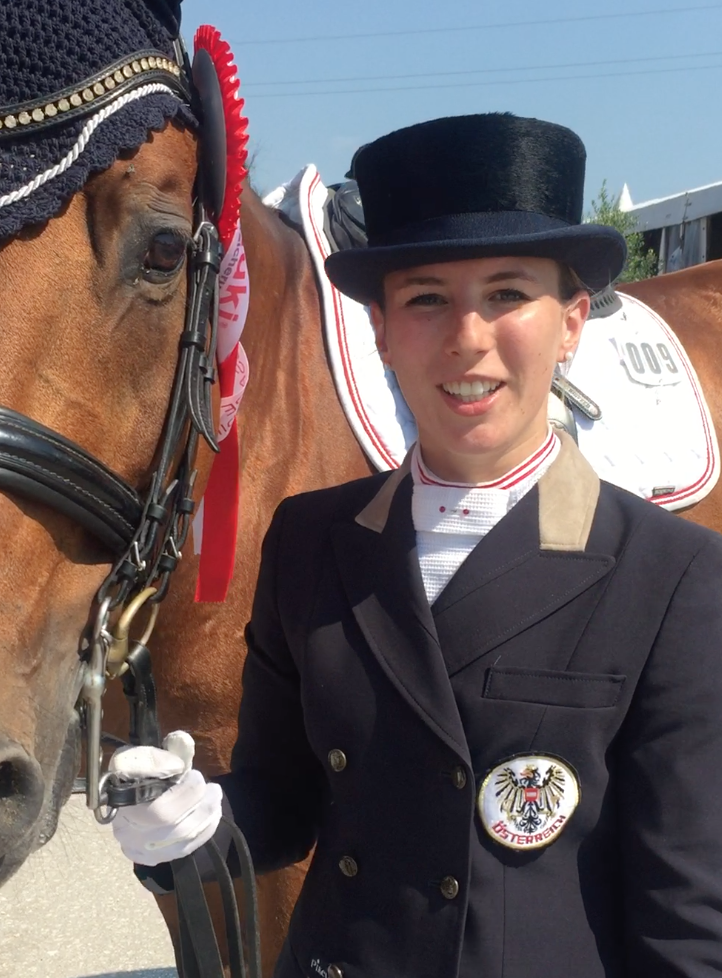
0, 760, 17, 799
0, 741, 44, 848
0, 758, 32, 802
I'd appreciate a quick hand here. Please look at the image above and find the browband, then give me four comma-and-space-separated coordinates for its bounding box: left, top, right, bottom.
0, 49, 190, 139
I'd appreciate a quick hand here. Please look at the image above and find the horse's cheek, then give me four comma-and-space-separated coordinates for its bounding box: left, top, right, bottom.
0, 536, 96, 751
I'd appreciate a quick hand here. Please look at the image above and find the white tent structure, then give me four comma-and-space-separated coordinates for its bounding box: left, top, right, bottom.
621, 180, 722, 274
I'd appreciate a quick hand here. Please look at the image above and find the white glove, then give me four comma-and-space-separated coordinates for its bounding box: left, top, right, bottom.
108, 730, 223, 867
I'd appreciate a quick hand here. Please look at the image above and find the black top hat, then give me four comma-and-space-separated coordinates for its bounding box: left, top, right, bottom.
325, 113, 626, 303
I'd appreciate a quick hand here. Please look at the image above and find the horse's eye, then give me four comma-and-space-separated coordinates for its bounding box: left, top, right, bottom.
143, 231, 187, 277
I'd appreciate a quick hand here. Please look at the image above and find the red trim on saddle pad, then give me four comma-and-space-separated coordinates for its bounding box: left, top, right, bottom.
306, 172, 398, 470
635, 300, 716, 508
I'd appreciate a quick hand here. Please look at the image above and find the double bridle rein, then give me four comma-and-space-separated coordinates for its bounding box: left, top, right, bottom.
0, 38, 260, 978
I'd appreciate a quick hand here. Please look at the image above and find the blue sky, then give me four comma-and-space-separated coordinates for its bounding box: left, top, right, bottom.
180, 0, 722, 210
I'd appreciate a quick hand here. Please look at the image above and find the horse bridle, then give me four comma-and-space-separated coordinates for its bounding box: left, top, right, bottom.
0, 36, 262, 978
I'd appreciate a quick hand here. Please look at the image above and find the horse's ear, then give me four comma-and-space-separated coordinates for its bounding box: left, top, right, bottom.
142, 0, 184, 38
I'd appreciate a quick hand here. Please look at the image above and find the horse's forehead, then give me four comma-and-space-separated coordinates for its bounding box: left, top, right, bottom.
0, 125, 198, 287
91, 124, 198, 192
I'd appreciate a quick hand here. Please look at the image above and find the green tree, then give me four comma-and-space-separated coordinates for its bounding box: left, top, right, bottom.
586, 180, 658, 283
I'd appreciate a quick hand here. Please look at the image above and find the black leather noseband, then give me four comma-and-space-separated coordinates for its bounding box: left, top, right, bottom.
0, 407, 142, 552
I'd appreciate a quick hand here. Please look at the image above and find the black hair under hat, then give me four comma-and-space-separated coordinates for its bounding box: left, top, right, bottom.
0, 0, 196, 241
325, 113, 626, 303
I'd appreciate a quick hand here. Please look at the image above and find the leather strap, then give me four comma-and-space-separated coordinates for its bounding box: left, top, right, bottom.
171, 817, 262, 978
0, 406, 141, 550
119, 642, 162, 749
0, 34, 261, 978
173, 855, 225, 978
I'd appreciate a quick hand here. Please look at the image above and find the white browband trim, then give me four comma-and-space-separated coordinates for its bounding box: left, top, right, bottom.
0, 83, 178, 209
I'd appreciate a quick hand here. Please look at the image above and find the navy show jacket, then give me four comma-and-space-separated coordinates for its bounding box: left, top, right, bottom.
218, 434, 722, 978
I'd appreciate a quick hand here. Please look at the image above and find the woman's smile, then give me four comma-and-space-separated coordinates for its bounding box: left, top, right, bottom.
439, 378, 505, 415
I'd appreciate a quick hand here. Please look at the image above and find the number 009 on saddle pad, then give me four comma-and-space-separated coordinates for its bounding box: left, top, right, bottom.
567, 293, 719, 510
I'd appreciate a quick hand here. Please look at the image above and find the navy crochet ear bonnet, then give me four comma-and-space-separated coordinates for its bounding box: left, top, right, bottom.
0, 0, 197, 241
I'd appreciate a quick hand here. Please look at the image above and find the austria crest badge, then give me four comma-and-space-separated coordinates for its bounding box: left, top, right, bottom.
478, 753, 580, 851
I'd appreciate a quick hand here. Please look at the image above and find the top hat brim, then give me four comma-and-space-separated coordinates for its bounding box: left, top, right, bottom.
325, 220, 627, 304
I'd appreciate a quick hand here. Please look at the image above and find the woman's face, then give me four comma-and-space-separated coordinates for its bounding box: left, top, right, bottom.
371, 255, 589, 483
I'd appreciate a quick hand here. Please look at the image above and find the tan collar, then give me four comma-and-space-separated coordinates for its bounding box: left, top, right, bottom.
355, 433, 600, 551
538, 432, 600, 550
355, 449, 413, 533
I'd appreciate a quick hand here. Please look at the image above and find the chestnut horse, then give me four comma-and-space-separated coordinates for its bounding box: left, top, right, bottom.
1, 112, 721, 976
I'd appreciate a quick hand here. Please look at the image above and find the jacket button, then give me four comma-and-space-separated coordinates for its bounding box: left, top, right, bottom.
450, 766, 467, 790
328, 966, 344, 978
328, 749, 347, 772
339, 855, 359, 877
440, 875, 460, 900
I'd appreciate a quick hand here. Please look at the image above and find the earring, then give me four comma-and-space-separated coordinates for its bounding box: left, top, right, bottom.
564, 351, 574, 363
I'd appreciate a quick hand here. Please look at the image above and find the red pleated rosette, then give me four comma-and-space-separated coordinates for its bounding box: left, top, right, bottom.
193, 27, 251, 602
193, 25, 249, 247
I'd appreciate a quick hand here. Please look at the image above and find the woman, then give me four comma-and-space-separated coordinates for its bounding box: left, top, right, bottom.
112, 113, 722, 977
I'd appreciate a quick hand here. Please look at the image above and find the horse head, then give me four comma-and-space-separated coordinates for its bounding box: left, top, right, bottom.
0, 1, 215, 885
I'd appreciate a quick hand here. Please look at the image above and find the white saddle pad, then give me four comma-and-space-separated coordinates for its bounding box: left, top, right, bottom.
568, 295, 719, 508
265, 166, 720, 511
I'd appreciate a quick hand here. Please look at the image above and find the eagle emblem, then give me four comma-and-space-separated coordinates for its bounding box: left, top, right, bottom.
477, 753, 580, 851
495, 763, 566, 834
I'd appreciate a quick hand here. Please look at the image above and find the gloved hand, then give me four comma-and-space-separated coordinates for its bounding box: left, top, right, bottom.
108, 730, 223, 867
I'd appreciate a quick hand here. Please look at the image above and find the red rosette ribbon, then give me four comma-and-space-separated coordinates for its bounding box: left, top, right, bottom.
193, 27, 251, 603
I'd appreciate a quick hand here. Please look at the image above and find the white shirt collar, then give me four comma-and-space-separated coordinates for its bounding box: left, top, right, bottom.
411, 431, 560, 535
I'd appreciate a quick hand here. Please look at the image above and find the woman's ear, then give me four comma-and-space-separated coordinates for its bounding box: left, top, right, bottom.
558, 290, 590, 362
370, 302, 390, 366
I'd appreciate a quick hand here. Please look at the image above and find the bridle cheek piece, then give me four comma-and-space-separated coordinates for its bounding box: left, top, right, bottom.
82, 212, 221, 818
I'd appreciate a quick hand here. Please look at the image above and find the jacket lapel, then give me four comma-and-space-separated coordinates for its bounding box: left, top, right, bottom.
432, 435, 615, 675
332, 458, 470, 763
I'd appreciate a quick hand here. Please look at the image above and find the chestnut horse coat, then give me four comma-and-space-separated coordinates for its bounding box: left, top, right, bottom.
220, 434, 722, 978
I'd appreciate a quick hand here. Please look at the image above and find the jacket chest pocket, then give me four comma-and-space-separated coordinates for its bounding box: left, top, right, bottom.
453, 667, 626, 767
482, 666, 625, 709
